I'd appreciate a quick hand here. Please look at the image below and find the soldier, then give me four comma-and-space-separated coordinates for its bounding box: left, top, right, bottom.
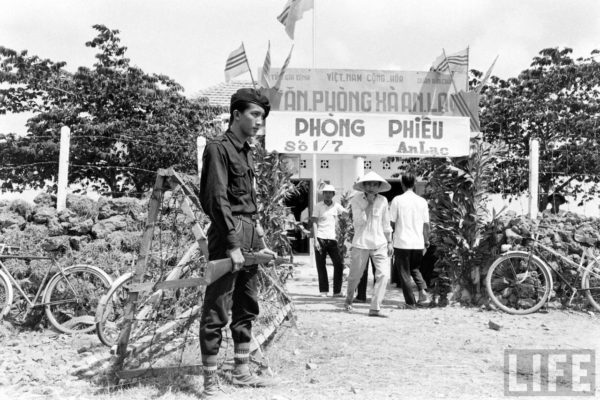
199, 88, 276, 397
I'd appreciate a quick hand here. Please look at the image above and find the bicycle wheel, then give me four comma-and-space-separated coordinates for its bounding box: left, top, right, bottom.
96, 272, 134, 347
97, 247, 206, 347
582, 260, 600, 312
0, 270, 14, 318
43, 265, 112, 334
486, 251, 553, 315
96, 271, 203, 347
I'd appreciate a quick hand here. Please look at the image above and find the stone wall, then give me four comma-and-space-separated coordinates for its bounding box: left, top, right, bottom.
493, 210, 600, 308
0, 194, 147, 277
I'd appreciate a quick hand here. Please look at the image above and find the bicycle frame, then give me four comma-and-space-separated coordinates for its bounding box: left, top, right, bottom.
525, 238, 600, 294
0, 255, 54, 309
0, 254, 82, 309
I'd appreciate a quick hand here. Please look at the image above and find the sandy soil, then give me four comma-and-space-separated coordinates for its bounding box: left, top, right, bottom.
1, 255, 599, 400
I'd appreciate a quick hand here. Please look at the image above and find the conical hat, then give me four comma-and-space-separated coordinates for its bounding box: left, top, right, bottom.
353, 171, 391, 193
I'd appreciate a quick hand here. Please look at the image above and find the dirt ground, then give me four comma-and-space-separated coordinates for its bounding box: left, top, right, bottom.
1, 254, 599, 400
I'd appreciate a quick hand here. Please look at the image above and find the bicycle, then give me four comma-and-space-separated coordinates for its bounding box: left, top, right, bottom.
485, 224, 600, 315
0, 243, 112, 333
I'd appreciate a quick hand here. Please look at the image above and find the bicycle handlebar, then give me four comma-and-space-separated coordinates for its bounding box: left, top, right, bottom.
0, 244, 55, 261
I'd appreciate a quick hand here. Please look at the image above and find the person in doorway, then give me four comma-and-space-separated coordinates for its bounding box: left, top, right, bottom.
199, 88, 277, 397
344, 172, 393, 317
312, 184, 348, 297
389, 174, 431, 309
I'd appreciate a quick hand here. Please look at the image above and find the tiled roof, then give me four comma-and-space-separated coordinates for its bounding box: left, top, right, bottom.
194, 80, 253, 107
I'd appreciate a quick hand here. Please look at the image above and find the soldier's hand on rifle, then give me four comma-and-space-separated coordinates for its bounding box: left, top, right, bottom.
228, 247, 245, 272
258, 247, 277, 258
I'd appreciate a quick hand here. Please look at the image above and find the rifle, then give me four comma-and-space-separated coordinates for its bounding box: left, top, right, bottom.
204, 252, 290, 285
125, 252, 290, 294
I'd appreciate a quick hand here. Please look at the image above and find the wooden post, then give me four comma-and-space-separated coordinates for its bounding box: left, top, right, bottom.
529, 138, 539, 219
354, 156, 365, 184
309, 153, 318, 261
197, 136, 206, 177
56, 126, 71, 211
116, 169, 168, 365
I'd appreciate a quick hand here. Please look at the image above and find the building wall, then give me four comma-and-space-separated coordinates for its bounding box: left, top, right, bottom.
284, 154, 405, 194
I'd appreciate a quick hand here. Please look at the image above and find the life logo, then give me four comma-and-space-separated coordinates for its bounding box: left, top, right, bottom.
504, 349, 596, 396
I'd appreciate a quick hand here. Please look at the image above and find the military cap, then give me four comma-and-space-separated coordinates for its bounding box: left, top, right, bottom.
230, 88, 271, 118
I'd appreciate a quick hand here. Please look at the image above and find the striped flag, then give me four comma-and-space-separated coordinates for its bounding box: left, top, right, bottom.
274, 45, 294, 89
277, 0, 314, 39
475, 55, 499, 94
431, 48, 469, 73
260, 42, 271, 88
450, 90, 480, 132
224, 43, 249, 82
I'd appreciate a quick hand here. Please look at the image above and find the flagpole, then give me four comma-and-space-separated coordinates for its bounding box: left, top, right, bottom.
261, 40, 271, 89
475, 54, 499, 94
310, 0, 317, 266
274, 45, 294, 90
466, 46, 470, 91
312, 0, 316, 69
442, 48, 459, 94
242, 42, 257, 90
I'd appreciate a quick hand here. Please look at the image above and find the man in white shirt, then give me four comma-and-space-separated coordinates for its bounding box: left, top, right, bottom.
344, 172, 393, 318
312, 184, 348, 297
389, 174, 430, 308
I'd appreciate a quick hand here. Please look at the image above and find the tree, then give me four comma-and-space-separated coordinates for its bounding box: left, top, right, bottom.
479, 47, 600, 210
0, 25, 224, 196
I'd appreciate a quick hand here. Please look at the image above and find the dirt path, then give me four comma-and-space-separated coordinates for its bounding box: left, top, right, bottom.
1, 255, 599, 399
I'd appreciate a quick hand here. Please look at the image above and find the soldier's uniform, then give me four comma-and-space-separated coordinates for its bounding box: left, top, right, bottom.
198, 88, 272, 394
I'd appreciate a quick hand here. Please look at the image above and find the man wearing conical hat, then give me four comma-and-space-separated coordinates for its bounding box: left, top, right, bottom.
344, 172, 393, 317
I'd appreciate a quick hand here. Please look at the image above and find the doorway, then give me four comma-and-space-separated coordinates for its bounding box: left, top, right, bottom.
381, 179, 403, 203
284, 179, 311, 254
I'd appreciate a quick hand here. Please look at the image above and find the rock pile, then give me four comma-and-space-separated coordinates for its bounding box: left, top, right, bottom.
498, 210, 600, 267
492, 210, 600, 307
0, 194, 146, 277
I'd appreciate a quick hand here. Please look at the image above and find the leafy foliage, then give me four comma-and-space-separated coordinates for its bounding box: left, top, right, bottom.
479, 47, 600, 208
428, 141, 505, 303
254, 141, 297, 257
0, 25, 224, 196
335, 191, 353, 261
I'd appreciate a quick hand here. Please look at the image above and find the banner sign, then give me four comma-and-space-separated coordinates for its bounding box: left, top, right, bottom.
266, 111, 471, 157
265, 68, 469, 116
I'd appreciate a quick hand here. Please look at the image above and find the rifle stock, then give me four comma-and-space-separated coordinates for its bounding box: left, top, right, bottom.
204, 253, 290, 285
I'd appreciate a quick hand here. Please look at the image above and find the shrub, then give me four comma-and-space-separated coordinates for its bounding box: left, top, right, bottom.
66, 195, 98, 220
254, 143, 296, 257
427, 141, 505, 305
8, 199, 32, 219
336, 191, 354, 261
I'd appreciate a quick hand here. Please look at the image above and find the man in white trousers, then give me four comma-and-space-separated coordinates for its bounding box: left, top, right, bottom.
344, 172, 393, 318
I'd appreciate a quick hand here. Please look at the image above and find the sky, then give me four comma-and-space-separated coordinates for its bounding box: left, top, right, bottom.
1, 0, 600, 135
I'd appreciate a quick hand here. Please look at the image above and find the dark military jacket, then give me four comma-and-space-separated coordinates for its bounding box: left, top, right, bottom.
199, 130, 257, 250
